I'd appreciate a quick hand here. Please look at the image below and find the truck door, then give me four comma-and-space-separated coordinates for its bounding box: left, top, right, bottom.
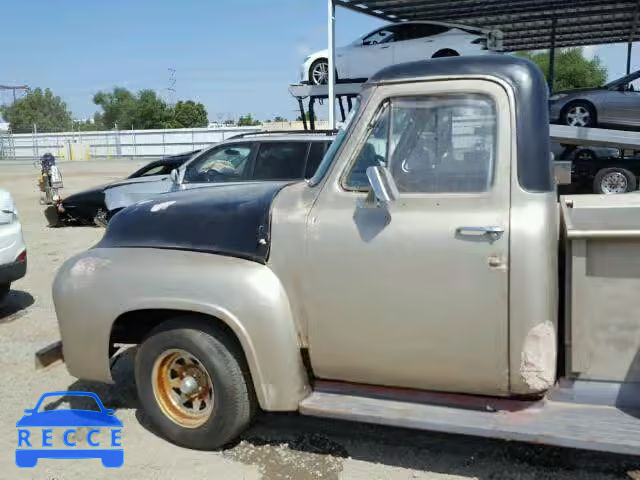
305, 80, 512, 396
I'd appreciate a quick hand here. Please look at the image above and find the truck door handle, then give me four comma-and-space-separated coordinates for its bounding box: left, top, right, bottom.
456, 226, 505, 240
380, 45, 390, 49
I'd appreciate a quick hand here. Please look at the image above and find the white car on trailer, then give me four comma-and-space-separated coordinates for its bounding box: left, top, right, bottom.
301, 21, 501, 85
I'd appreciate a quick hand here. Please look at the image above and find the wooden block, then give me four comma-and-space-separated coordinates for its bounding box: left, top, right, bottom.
35, 341, 63, 369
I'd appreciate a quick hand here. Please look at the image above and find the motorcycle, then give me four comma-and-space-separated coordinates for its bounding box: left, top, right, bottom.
36, 153, 63, 205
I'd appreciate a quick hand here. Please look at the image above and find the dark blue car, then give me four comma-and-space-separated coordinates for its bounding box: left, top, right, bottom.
16, 391, 123, 468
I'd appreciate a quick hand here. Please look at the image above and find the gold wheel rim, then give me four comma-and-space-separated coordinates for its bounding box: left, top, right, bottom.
151, 349, 214, 428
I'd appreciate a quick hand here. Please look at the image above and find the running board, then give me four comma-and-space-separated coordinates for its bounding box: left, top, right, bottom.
299, 383, 640, 456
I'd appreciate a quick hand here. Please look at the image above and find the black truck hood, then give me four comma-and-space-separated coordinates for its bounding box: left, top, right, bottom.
96, 181, 292, 263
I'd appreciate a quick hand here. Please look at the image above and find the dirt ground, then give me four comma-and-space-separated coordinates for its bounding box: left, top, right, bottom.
0, 161, 638, 480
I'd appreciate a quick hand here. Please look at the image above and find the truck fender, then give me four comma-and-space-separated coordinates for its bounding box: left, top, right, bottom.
54, 248, 311, 411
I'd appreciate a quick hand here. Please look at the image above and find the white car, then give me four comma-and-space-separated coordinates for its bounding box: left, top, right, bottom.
0, 189, 27, 302
301, 21, 500, 85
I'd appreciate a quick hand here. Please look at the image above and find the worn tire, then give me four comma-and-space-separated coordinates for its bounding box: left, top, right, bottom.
44, 205, 63, 228
593, 167, 637, 194
0, 283, 9, 303
134, 316, 256, 450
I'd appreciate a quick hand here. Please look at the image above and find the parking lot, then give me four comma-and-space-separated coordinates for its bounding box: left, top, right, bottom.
0, 161, 637, 479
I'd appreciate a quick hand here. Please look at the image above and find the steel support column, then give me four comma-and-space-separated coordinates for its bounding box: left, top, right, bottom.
328, 0, 336, 130
297, 98, 308, 131
548, 17, 557, 92
628, 0, 640, 74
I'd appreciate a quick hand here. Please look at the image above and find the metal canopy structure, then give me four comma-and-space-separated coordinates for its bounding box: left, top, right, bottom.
334, 0, 640, 52
321, 0, 640, 128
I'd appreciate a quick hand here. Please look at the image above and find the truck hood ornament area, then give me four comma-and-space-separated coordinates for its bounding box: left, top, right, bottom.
96, 181, 292, 264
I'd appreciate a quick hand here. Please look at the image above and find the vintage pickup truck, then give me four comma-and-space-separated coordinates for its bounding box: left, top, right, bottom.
51, 56, 640, 455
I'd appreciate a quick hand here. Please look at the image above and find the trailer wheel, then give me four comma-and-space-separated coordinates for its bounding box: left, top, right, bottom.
135, 316, 256, 450
593, 167, 637, 194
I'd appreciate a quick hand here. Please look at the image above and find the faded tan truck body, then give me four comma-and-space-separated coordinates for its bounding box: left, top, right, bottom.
52, 56, 640, 454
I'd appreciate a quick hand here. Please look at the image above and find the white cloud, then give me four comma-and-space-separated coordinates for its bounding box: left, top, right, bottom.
295, 43, 314, 57
582, 45, 599, 60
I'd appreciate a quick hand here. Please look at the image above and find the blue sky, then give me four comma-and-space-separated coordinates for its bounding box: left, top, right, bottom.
1, 0, 638, 122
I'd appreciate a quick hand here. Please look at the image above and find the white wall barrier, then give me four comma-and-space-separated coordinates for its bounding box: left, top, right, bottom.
5, 126, 262, 161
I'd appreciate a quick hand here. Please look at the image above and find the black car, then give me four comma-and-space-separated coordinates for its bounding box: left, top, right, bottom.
46, 151, 198, 226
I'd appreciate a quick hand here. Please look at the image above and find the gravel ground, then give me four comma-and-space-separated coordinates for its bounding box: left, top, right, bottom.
0, 161, 638, 480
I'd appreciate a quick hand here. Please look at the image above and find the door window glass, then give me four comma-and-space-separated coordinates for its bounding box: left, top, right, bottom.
253, 142, 308, 180
344, 94, 496, 193
137, 165, 165, 177
407, 24, 450, 40
628, 78, 640, 92
305, 141, 328, 179
344, 104, 390, 189
363, 27, 398, 45
183, 145, 251, 183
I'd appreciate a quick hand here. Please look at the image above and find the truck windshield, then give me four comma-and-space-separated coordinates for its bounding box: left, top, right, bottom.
308, 97, 361, 186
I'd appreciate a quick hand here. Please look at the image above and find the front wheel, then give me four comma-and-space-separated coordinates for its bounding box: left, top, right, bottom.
135, 317, 256, 450
94, 209, 108, 228
593, 167, 637, 194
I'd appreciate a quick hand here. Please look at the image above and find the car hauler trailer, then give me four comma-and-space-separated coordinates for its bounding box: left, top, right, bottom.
289, 81, 640, 189
47, 56, 640, 455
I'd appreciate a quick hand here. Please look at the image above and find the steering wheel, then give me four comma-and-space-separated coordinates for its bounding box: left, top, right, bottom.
204, 169, 224, 182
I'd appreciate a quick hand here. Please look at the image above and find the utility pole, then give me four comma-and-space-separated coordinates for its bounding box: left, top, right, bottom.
0, 85, 29, 104
165, 68, 177, 107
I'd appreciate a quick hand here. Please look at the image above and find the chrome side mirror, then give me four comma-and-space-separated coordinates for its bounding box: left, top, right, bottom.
170, 169, 179, 184
366, 165, 399, 206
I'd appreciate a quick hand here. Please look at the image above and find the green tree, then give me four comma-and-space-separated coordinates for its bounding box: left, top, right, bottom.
296, 111, 317, 122
273, 116, 288, 122
237, 114, 261, 126
92, 87, 137, 129
72, 119, 100, 132
171, 100, 208, 128
133, 89, 172, 129
517, 48, 607, 92
0, 88, 73, 133
93, 88, 171, 130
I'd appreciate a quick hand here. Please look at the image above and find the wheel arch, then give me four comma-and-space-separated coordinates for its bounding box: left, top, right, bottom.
431, 48, 459, 58
55, 249, 311, 411
110, 301, 309, 411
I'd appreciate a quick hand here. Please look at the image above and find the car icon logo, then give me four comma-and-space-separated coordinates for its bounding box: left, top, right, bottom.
16, 391, 123, 468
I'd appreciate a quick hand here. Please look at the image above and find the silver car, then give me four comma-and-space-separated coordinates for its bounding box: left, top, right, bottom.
104, 132, 334, 214
549, 69, 640, 128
